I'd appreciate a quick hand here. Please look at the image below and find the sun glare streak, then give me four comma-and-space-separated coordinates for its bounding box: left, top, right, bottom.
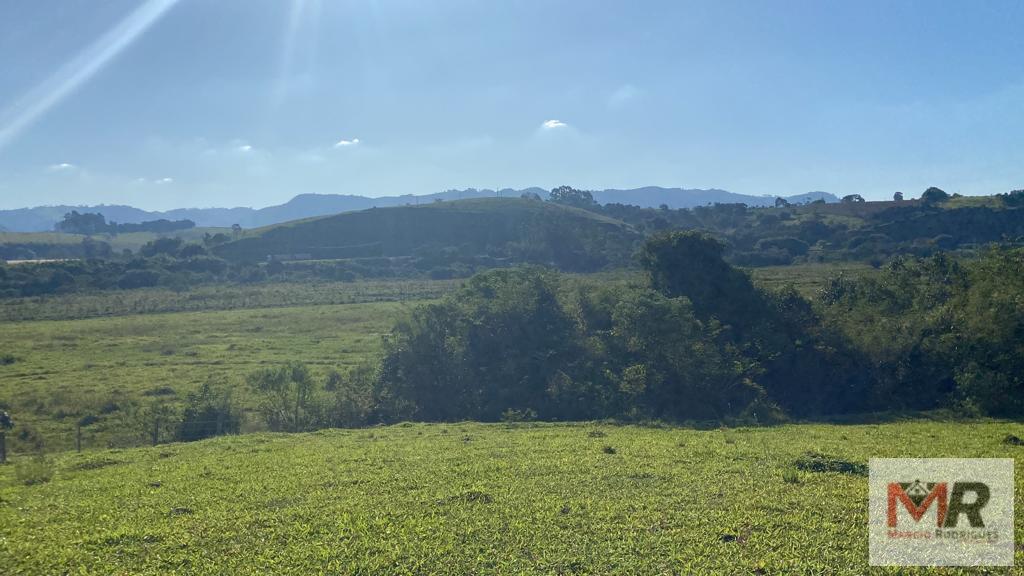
271, 0, 322, 109
280, 0, 310, 78
0, 0, 181, 152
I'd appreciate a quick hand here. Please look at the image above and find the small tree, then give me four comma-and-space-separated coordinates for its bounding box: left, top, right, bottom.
841, 194, 865, 203
774, 197, 791, 208
893, 191, 904, 202
921, 187, 949, 205
248, 363, 322, 432
0, 410, 12, 464
327, 365, 377, 427
548, 186, 597, 209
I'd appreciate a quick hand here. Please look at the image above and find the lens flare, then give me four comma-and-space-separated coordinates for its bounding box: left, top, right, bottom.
271, 0, 323, 109
0, 0, 181, 151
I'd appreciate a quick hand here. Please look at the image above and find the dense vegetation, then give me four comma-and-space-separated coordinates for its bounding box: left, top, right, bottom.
598, 188, 1024, 265
299, 232, 1015, 428
820, 247, 1024, 416
370, 263, 798, 425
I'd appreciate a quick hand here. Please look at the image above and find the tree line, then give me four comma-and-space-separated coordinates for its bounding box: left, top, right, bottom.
55, 211, 196, 235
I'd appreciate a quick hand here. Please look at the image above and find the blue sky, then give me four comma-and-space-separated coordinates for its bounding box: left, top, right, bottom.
1, 1, 1022, 210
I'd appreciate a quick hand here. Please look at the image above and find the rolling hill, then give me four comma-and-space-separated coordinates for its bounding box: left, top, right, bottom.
213, 198, 642, 272
0, 188, 837, 232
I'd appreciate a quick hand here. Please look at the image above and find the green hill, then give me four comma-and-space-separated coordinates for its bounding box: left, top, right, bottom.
213, 198, 641, 272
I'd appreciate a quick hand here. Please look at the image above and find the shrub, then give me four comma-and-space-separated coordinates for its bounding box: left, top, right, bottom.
327, 365, 376, 428
248, 363, 323, 432
177, 379, 241, 442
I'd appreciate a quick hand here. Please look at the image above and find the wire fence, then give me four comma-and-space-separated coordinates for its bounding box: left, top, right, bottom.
0, 418, 248, 461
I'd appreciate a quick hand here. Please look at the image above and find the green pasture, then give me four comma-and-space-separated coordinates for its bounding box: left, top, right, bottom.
0, 301, 411, 450
1, 420, 1021, 574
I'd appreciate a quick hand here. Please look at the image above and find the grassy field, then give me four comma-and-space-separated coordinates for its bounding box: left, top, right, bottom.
0, 227, 232, 253
0, 278, 461, 322
748, 263, 873, 298
1, 420, 1021, 574
0, 300, 413, 451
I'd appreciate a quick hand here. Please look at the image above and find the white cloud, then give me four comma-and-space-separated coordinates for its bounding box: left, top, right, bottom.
236, 144, 253, 153
48, 162, 76, 171
130, 176, 173, 184
334, 137, 360, 147
541, 119, 568, 130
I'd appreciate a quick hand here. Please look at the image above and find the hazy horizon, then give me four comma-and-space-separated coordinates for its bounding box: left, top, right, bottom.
2, 1, 1022, 211
3, 185, 822, 213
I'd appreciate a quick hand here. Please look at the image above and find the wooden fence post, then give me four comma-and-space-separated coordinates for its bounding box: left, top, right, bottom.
76, 425, 82, 453
0, 432, 6, 464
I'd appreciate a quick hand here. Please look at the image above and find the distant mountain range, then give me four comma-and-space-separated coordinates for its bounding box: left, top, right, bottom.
0, 187, 838, 232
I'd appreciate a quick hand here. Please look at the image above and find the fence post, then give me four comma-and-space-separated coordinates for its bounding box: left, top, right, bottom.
0, 432, 6, 464
76, 425, 82, 453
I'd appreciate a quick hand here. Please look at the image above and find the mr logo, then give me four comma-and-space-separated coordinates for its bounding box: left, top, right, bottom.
869, 458, 1013, 566
887, 480, 990, 528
